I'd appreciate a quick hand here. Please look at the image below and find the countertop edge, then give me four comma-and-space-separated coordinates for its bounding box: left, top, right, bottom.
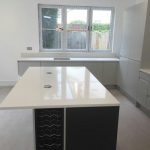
17, 58, 120, 62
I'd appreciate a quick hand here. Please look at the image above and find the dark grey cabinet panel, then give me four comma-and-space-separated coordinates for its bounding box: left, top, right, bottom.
66, 107, 119, 150
35, 109, 64, 150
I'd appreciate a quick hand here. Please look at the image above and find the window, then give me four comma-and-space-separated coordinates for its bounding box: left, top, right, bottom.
39, 5, 114, 52
67, 8, 88, 50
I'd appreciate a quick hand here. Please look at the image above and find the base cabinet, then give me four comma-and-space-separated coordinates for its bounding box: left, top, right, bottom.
35, 109, 64, 150
18, 61, 118, 85
35, 107, 119, 150
137, 79, 148, 106
137, 74, 150, 111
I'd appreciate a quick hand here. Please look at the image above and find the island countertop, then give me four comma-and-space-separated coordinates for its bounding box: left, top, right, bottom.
0, 67, 119, 109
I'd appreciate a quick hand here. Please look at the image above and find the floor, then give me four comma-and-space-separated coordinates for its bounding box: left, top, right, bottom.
0, 87, 150, 150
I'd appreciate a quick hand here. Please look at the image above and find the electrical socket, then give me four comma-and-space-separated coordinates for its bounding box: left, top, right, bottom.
27, 47, 32, 50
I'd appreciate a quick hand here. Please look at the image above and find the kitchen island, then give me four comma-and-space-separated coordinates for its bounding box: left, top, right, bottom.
0, 67, 119, 150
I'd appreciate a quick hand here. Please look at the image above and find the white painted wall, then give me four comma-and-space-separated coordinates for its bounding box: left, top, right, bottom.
0, 0, 147, 85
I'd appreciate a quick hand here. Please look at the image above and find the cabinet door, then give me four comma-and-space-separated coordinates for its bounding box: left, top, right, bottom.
18, 61, 40, 76
66, 107, 119, 150
103, 62, 117, 85
145, 84, 150, 110
137, 79, 148, 105
41, 61, 82, 67
85, 62, 103, 82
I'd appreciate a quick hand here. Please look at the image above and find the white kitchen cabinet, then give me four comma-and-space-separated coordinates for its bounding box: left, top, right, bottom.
137, 79, 148, 106
82, 62, 103, 82
41, 61, 82, 67
103, 62, 117, 85
125, 60, 140, 99
118, 57, 140, 100
117, 57, 129, 91
18, 61, 40, 76
146, 85, 150, 110
137, 70, 150, 111
18, 59, 118, 85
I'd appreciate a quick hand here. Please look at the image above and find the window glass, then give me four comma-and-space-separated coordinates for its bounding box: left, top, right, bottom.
41, 8, 62, 49
91, 10, 112, 50
39, 5, 114, 52
67, 9, 88, 50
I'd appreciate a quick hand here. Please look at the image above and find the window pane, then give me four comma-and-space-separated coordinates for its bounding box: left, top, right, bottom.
42, 8, 62, 29
67, 32, 86, 50
67, 9, 88, 30
67, 9, 88, 50
91, 10, 112, 50
42, 30, 61, 49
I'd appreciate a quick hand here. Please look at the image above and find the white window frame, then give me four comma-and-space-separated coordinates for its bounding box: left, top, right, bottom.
38, 4, 115, 52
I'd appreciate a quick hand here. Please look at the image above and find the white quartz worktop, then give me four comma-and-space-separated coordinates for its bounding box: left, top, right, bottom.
0, 67, 119, 109
18, 57, 119, 62
140, 69, 150, 75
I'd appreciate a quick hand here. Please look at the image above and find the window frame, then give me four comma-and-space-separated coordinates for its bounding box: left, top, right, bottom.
38, 4, 115, 52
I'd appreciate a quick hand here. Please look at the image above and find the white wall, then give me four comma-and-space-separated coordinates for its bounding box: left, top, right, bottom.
0, 0, 147, 85
0, 0, 39, 85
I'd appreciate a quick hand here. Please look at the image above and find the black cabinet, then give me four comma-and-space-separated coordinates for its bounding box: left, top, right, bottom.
66, 107, 119, 150
35, 109, 64, 150
35, 107, 119, 150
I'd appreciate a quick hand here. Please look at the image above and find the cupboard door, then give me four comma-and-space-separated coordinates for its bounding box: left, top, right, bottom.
85, 62, 103, 82
137, 79, 148, 106
18, 61, 40, 76
66, 107, 119, 150
145, 84, 150, 110
103, 62, 117, 85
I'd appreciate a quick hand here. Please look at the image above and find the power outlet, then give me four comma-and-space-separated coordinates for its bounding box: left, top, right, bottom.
27, 47, 32, 50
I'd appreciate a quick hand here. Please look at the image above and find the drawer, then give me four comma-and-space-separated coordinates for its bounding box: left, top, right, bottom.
137, 79, 148, 105
145, 85, 150, 110
139, 71, 150, 82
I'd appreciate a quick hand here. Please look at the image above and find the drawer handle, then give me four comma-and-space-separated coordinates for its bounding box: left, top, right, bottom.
47, 72, 52, 74
44, 85, 52, 88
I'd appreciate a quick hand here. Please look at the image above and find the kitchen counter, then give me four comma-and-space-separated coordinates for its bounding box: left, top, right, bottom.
139, 68, 150, 82
140, 68, 150, 75
18, 57, 120, 62
0, 67, 119, 109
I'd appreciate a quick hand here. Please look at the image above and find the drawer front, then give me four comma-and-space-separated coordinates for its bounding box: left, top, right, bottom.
137, 79, 148, 105
140, 71, 150, 82
18, 61, 40, 76
145, 85, 150, 110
